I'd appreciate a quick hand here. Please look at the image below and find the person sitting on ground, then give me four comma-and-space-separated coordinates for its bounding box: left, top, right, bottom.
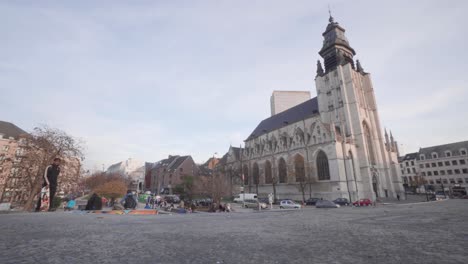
144, 203, 151, 209
85, 193, 102, 210
120, 190, 137, 209
64, 198, 76, 211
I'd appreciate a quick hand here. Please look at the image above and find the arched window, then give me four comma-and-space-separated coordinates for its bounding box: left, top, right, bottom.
317, 151, 330, 180
265, 160, 273, 184
243, 165, 249, 185
363, 122, 376, 165
278, 158, 287, 183
294, 155, 305, 182
253, 163, 259, 185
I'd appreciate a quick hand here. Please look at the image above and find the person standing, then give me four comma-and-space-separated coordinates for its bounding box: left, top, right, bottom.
35, 158, 61, 212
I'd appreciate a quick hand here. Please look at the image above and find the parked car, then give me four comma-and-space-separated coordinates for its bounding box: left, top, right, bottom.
305, 198, 320, 205
316, 200, 340, 208
333, 198, 350, 206
233, 193, 258, 203
279, 200, 301, 209
244, 199, 267, 209
353, 198, 373, 206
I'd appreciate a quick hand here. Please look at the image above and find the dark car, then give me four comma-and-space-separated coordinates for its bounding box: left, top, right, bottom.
333, 198, 350, 206
305, 198, 320, 205
316, 200, 340, 208
164, 195, 180, 204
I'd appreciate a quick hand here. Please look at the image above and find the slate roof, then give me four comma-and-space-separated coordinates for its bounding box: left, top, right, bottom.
246, 97, 319, 141
398, 152, 418, 162
418, 141, 468, 159
168, 156, 189, 170
0, 121, 27, 140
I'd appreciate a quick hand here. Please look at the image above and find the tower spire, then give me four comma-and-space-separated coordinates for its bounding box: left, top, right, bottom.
319, 12, 356, 73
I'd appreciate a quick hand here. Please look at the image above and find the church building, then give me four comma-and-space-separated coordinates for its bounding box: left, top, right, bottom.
224, 16, 404, 202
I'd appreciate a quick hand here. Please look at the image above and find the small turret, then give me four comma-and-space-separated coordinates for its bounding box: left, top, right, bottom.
356, 59, 365, 74
316, 60, 324, 76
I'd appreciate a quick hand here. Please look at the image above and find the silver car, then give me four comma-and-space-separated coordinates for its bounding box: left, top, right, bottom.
244, 199, 267, 209
279, 200, 301, 209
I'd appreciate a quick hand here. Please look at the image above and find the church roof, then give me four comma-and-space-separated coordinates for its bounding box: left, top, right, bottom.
246, 97, 319, 141
0, 121, 27, 140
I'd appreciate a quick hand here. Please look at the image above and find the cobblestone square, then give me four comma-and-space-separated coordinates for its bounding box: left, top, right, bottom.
0, 200, 467, 264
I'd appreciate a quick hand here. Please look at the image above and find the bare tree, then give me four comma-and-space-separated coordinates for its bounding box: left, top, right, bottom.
18, 126, 84, 210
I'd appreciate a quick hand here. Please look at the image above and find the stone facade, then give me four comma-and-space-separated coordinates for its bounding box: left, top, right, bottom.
224, 17, 404, 202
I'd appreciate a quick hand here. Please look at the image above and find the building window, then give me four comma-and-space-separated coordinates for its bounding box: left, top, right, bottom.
253, 163, 259, 185
460, 160, 466, 165
405, 162, 409, 166
445, 151, 452, 157
465, 178, 468, 183
452, 160, 458, 166
425, 163, 430, 168
429, 180, 434, 184
294, 155, 305, 182
411, 161, 415, 166
265, 160, 272, 184
427, 171, 432, 176
400, 164, 403, 168
420, 154, 425, 160
407, 168, 411, 174
455, 169, 460, 174
445, 161, 450, 166
419, 164, 424, 169
457, 178, 463, 184
402, 176, 408, 183
243, 165, 249, 185
463, 168, 468, 174
448, 170, 453, 175
434, 171, 439, 176
432, 153, 438, 159
438, 162, 443, 167
461, 149, 467, 155
421, 172, 426, 176
450, 179, 456, 184
401, 170, 405, 175
440, 170, 446, 175
436, 179, 441, 184
317, 151, 330, 180
431, 163, 436, 167
278, 158, 287, 183
412, 168, 416, 173
442, 179, 448, 184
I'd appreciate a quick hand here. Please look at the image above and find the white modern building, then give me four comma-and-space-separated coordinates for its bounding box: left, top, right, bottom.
400, 141, 468, 193
106, 158, 144, 192
270, 91, 311, 116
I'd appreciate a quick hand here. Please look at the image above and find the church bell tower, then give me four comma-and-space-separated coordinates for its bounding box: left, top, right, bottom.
314, 14, 404, 200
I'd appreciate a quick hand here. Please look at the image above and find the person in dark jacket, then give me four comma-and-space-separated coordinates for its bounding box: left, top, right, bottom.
35, 158, 61, 212
85, 193, 103, 210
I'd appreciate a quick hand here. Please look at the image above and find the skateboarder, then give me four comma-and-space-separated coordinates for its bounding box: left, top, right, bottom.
35, 158, 61, 212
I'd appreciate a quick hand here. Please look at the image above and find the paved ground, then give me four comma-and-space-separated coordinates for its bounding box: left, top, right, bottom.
0, 200, 467, 264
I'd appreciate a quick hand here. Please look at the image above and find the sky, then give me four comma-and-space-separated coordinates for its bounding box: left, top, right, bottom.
1, 0, 467, 171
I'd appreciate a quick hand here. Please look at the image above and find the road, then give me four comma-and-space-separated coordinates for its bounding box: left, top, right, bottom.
0, 200, 467, 264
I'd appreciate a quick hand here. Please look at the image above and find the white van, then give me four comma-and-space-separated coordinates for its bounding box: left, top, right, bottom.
233, 193, 257, 203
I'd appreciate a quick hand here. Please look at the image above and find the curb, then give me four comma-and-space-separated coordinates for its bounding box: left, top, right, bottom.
378, 199, 449, 207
